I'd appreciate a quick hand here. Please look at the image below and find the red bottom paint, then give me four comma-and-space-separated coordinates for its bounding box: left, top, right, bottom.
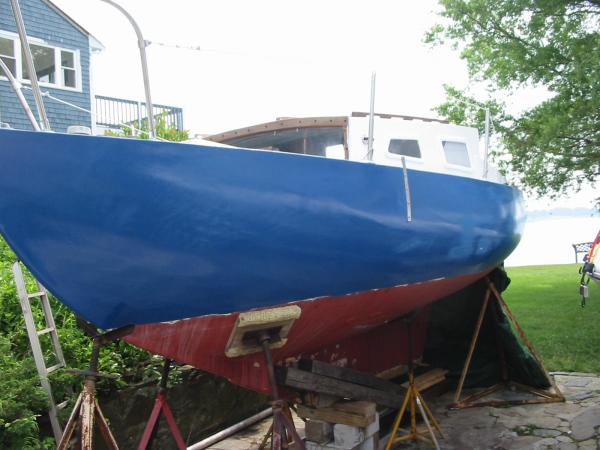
126, 271, 487, 393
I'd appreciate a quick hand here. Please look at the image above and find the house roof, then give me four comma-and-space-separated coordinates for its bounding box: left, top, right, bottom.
42, 0, 104, 51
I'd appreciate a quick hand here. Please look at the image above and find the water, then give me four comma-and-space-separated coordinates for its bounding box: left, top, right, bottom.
506, 215, 599, 267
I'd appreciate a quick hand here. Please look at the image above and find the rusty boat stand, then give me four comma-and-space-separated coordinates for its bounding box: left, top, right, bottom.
57, 323, 134, 450
137, 358, 186, 450
256, 330, 306, 450
451, 278, 565, 408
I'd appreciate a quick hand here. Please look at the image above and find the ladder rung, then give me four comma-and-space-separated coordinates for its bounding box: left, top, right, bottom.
27, 291, 45, 298
56, 400, 69, 410
37, 327, 55, 336
46, 363, 64, 374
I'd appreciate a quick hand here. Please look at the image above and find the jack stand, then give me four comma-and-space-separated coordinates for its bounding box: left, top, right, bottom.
385, 315, 443, 450
138, 358, 186, 450
256, 330, 306, 450
451, 278, 564, 408
57, 323, 135, 450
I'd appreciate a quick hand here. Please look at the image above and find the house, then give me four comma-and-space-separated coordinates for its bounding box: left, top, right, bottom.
0, 0, 183, 134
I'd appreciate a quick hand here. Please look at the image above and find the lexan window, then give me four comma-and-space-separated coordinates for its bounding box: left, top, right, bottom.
442, 141, 470, 167
388, 139, 421, 158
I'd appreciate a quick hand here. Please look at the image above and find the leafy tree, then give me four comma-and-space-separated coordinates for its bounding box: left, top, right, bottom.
105, 113, 189, 142
426, 0, 600, 199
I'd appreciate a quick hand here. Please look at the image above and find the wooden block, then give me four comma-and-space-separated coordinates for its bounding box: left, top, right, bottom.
296, 404, 376, 428
299, 359, 404, 394
277, 367, 403, 408
401, 368, 448, 391
332, 401, 376, 417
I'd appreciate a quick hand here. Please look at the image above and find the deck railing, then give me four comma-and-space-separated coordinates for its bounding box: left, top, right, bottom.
95, 95, 184, 131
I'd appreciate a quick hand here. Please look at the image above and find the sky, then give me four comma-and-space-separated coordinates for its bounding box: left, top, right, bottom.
46, 0, 600, 254
51, 0, 467, 135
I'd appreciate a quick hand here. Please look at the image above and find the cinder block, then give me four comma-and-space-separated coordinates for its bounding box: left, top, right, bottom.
358, 435, 378, 450
363, 413, 379, 438
305, 420, 333, 444
333, 423, 365, 448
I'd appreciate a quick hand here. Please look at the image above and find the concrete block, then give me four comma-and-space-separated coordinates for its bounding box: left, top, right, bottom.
305, 420, 333, 444
363, 413, 379, 438
358, 435, 378, 450
333, 423, 365, 448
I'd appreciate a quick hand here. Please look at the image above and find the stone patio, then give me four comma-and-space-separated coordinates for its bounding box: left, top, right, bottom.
206, 372, 600, 450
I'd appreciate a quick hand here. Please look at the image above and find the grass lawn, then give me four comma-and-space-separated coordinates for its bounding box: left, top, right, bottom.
503, 263, 600, 374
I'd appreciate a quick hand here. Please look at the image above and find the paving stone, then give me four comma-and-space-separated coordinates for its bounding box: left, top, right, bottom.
570, 406, 600, 441
570, 391, 595, 401
562, 378, 593, 388
556, 443, 577, 450
577, 438, 599, 449
533, 428, 562, 438
556, 435, 573, 443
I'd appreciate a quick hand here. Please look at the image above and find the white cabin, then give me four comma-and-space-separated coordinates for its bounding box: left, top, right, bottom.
205, 113, 505, 184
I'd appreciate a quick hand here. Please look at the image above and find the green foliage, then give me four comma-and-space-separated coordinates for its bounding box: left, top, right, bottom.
0, 236, 173, 448
427, 0, 600, 199
104, 113, 189, 142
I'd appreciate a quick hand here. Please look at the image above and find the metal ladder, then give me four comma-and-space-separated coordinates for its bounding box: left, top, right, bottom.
12, 261, 67, 443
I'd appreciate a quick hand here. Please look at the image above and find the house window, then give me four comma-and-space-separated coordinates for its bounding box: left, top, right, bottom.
442, 141, 471, 167
61, 50, 76, 88
0, 36, 16, 76
388, 139, 421, 158
0, 33, 79, 90
23, 43, 55, 83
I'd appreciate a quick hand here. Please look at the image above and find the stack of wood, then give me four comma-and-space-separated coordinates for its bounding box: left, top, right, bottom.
276, 359, 449, 449
298, 396, 379, 450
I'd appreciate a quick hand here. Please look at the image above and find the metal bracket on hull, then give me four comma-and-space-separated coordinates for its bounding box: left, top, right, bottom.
225, 305, 301, 357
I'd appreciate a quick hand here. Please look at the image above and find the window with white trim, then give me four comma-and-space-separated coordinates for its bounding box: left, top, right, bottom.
0, 36, 16, 76
442, 141, 471, 167
0, 33, 79, 90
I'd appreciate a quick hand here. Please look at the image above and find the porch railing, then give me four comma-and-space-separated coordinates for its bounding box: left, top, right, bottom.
95, 95, 184, 131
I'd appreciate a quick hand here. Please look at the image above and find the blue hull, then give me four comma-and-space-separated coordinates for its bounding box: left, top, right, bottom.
0, 129, 524, 329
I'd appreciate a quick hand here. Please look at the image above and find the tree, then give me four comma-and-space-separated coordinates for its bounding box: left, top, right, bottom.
426, 0, 600, 199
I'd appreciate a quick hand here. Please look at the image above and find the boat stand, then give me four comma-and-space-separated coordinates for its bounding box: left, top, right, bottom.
451, 278, 564, 408
255, 330, 306, 450
385, 316, 443, 450
57, 323, 134, 450
138, 358, 186, 450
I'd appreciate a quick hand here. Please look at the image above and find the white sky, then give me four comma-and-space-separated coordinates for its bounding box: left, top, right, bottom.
50, 0, 599, 212
52, 0, 466, 135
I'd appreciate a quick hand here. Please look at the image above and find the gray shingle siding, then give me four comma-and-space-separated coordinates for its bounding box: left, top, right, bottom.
0, 0, 92, 132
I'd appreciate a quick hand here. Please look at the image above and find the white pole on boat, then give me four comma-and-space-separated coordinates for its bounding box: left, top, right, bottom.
367, 71, 376, 161
186, 408, 272, 450
99, 0, 156, 139
483, 107, 490, 179
0, 59, 40, 131
10, 0, 50, 130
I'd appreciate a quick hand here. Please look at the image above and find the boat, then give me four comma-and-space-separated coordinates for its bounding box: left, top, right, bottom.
0, 112, 524, 393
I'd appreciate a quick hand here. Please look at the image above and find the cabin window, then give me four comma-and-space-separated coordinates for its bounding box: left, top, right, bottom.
221, 127, 346, 158
442, 141, 470, 167
388, 139, 421, 158
0, 37, 16, 76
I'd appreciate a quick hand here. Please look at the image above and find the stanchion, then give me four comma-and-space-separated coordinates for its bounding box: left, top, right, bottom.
138, 358, 186, 450
385, 314, 443, 450
256, 330, 305, 450
450, 278, 564, 408
57, 323, 134, 450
